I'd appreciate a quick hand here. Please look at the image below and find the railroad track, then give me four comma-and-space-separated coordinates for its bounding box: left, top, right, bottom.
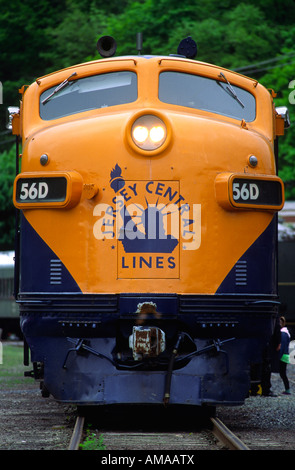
68, 412, 249, 451
68, 415, 85, 450
210, 417, 250, 450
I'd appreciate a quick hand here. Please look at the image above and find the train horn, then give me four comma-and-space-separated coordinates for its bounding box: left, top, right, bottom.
177, 37, 197, 59
97, 36, 117, 58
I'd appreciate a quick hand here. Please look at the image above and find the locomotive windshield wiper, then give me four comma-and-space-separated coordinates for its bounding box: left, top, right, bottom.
42, 72, 77, 105
217, 72, 245, 109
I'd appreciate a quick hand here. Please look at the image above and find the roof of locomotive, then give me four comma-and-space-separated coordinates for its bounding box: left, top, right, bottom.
35, 54, 258, 86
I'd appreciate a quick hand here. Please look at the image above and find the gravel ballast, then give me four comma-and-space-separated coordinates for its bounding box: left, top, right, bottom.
217, 365, 295, 450
0, 342, 294, 450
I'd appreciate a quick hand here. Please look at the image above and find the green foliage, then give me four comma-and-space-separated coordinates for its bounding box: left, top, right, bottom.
39, 1, 108, 72
80, 427, 106, 450
259, 57, 295, 199
0, 0, 66, 101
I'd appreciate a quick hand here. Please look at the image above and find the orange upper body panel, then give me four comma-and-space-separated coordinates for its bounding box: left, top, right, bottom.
15, 56, 283, 294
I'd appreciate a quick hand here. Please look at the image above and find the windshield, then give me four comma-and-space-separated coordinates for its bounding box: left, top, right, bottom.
159, 71, 256, 121
40, 71, 137, 120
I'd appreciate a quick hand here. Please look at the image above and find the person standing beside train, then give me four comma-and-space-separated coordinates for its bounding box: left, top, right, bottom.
279, 316, 291, 395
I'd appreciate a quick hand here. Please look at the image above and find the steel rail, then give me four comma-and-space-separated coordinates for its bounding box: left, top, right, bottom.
68, 414, 248, 450
68, 415, 85, 450
211, 417, 250, 450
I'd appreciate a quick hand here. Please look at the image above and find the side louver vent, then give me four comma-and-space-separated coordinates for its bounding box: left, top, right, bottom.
50, 259, 62, 285
235, 260, 247, 286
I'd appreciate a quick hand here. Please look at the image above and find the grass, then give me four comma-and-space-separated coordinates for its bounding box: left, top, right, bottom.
1, 344, 106, 450
80, 427, 106, 450
0, 343, 31, 387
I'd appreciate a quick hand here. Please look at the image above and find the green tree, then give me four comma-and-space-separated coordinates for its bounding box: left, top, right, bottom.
104, 0, 211, 57
259, 58, 295, 199
0, 0, 66, 100
0, 0, 67, 137
40, 1, 108, 72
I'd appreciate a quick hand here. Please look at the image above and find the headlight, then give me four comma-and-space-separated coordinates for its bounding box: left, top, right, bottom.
131, 115, 167, 150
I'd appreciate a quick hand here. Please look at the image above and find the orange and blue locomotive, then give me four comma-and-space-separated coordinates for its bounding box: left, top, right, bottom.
12, 37, 288, 408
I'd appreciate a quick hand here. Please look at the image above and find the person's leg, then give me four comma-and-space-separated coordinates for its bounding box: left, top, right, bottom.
279, 361, 290, 393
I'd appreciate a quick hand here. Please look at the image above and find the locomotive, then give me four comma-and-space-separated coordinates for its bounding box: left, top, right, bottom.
11, 36, 288, 408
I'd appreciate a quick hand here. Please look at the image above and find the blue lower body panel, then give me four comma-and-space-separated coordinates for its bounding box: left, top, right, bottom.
20, 290, 277, 406
21, 322, 260, 406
